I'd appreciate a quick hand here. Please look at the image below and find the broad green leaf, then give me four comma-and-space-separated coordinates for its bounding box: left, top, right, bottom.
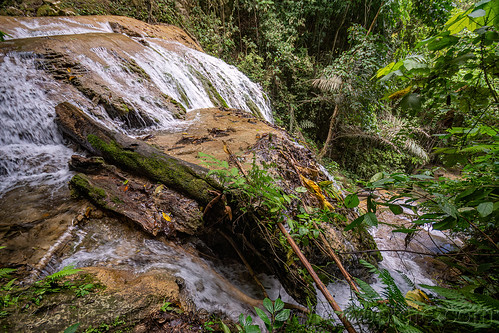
263, 298, 274, 313
344, 194, 360, 208
403, 59, 427, 71
220, 321, 231, 333
344, 215, 365, 231
428, 35, 459, 50
274, 298, 284, 312
477, 202, 494, 217
364, 212, 378, 227
275, 309, 291, 322
64, 323, 80, 333
389, 204, 403, 215
245, 325, 261, 333
469, 9, 486, 18
370, 172, 384, 182
254, 307, 270, 325
295, 186, 307, 193
376, 60, 403, 78
432, 216, 457, 230
400, 93, 422, 112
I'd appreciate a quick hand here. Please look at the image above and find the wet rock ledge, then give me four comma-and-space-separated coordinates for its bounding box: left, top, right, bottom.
56, 101, 381, 308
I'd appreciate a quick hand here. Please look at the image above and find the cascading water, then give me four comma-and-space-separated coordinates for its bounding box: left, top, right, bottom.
0, 54, 74, 195
0, 15, 277, 326
0, 16, 453, 330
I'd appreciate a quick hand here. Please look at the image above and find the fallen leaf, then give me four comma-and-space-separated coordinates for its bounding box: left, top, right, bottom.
162, 212, 171, 222
154, 184, 164, 195
300, 175, 334, 210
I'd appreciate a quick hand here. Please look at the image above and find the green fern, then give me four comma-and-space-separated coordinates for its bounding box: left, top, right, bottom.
0, 268, 16, 279
45, 265, 82, 281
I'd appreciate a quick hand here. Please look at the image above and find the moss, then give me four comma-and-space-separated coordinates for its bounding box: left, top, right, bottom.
111, 196, 124, 204
188, 65, 228, 108
121, 58, 151, 81
69, 174, 108, 208
244, 94, 263, 119
160, 93, 187, 116
86, 134, 218, 205
36, 4, 59, 16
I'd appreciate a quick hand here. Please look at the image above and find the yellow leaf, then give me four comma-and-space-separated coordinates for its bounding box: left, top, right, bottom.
388, 86, 412, 100
223, 142, 230, 155
162, 212, 171, 222
405, 289, 429, 310
67, 68, 71, 73
300, 175, 334, 211
68, 75, 76, 81
154, 184, 164, 195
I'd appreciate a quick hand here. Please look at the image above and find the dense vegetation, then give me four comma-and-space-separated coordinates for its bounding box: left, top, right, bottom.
0, 0, 498, 331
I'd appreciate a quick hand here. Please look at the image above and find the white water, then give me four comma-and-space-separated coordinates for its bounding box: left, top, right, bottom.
0, 55, 74, 195
53, 221, 276, 321
0, 17, 273, 195
4, 17, 114, 40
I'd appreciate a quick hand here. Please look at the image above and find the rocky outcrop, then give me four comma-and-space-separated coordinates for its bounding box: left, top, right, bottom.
0, 267, 201, 332
56, 101, 381, 306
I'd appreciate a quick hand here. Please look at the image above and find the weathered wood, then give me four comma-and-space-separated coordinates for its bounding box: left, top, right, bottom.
277, 223, 358, 333
55, 102, 222, 206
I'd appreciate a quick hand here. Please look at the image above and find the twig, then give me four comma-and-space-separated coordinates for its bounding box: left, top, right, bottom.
366, 1, 385, 36
219, 230, 269, 299
459, 213, 499, 252
282, 151, 360, 293
277, 223, 358, 333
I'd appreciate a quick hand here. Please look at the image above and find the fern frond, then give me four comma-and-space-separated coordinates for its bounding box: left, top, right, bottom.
398, 270, 416, 290
0, 268, 16, 278
46, 265, 82, 281
299, 120, 315, 129
354, 277, 381, 300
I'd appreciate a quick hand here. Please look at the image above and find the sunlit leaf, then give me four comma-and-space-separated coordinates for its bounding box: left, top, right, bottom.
477, 202, 494, 217
344, 194, 360, 208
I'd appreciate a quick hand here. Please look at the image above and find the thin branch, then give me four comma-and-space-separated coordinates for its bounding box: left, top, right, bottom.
336, 249, 499, 256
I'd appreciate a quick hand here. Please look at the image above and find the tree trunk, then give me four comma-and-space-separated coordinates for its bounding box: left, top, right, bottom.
319, 103, 339, 158
55, 102, 222, 206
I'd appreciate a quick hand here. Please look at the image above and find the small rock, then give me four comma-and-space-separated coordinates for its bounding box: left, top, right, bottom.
90, 209, 104, 219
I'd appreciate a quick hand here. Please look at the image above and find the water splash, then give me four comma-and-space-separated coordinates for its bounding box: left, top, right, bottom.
0, 55, 73, 195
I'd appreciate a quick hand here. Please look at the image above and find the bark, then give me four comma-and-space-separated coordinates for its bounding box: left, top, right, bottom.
55, 102, 222, 206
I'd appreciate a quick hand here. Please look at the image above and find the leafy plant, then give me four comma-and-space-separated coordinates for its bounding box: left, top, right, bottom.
254, 298, 290, 332
346, 260, 423, 333
237, 298, 290, 333
160, 300, 183, 314
347, 260, 499, 332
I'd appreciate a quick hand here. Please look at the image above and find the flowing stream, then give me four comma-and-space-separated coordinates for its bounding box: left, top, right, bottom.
0, 16, 453, 328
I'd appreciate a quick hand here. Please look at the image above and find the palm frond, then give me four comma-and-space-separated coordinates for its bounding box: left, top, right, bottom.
311, 75, 343, 92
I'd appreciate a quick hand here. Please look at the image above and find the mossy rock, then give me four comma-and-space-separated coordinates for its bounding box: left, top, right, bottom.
36, 4, 58, 16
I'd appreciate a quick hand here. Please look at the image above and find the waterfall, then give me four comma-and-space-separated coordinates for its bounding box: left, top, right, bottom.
0, 54, 73, 195
0, 16, 273, 195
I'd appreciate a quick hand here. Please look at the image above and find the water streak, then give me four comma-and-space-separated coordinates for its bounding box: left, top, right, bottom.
0, 55, 73, 195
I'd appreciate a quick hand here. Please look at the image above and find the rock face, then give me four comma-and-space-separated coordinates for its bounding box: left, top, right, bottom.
55, 101, 381, 306
0, 14, 380, 329
2, 267, 186, 332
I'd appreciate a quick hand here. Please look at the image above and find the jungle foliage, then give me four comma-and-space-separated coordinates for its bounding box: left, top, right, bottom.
1, 0, 498, 331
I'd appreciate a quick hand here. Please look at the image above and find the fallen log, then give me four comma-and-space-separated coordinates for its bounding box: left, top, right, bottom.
55, 102, 222, 206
